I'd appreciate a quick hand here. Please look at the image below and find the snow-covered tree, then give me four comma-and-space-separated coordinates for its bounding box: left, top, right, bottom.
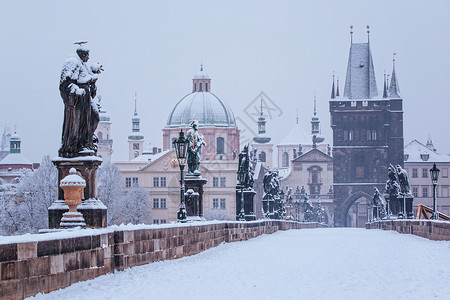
97, 163, 125, 225
122, 185, 152, 225
0, 156, 58, 235
204, 209, 233, 221
97, 163, 152, 225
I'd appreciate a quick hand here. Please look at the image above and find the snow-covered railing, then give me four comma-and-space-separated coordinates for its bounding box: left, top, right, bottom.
366, 219, 450, 241
0, 220, 321, 299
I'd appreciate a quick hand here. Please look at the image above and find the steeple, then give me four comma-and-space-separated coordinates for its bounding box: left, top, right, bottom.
128, 93, 144, 160
388, 53, 401, 98
343, 26, 378, 99
311, 95, 324, 143
253, 96, 271, 144
383, 72, 388, 98
331, 73, 336, 99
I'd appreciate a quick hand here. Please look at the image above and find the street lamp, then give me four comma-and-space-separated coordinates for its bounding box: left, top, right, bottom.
429, 163, 440, 220
237, 167, 246, 221
173, 130, 188, 222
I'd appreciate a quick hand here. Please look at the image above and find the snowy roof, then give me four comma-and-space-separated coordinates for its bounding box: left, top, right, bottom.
404, 140, 450, 163
10, 133, 20, 141
131, 149, 171, 163
166, 91, 236, 128
0, 153, 32, 166
193, 69, 210, 79
344, 42, 378, 99
279, 122, 311, 146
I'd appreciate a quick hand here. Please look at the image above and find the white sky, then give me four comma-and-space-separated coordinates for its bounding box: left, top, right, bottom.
1, 0, 449, 163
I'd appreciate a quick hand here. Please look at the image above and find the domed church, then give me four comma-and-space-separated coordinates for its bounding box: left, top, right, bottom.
163, 66, 240, 160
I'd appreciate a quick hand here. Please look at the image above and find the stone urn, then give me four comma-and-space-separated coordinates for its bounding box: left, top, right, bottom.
60, 168, 86, 228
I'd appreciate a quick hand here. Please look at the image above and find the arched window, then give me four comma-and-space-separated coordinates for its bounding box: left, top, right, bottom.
199, 83, 203, 92
194, 82, 197, 92
217, 137, 224, 154
205, 82, 208, 92
282, 152, 289, 167
134, 151, 139, 158
98, 131, 103, 140
259, 151, 266, 162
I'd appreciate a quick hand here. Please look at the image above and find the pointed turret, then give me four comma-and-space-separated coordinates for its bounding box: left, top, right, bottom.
336, 78, 340, 97
382, 72, 388, 98
331, 74, 336, 99
343, 26, 378, 99
389, 53, 401, 98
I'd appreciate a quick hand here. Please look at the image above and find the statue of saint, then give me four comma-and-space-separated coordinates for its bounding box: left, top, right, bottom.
396, 165, 411, 195
186, 120, 205, 175
59, 42, 103, 158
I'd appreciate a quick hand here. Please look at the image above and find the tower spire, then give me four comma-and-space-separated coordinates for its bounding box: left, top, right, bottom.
313, 93, 317, 116
366, 25, 370, 43
134, 92, 138, 116
383, 72, 388, 98
350, 25, 353, 43
296, 109, 299, 124
331, 73, 336, 99
389, 53, 400, 98
260, 96, 264, 116
336, 77, 340, 97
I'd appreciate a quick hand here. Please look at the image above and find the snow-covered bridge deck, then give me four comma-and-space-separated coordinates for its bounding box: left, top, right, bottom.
30, 228, 450, 300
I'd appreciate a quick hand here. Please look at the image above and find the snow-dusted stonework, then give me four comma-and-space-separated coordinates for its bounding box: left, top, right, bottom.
0, 220, 316, 299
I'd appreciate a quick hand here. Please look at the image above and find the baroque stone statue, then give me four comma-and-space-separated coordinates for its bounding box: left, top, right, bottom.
186, 120, 206, 175
238, 145, 254, 188
59, 42, 103, 158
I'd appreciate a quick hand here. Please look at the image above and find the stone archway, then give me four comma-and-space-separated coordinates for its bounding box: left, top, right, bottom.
335, 191, 372, 227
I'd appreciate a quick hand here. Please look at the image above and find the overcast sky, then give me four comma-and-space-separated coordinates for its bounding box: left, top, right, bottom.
1, 0, 449, 163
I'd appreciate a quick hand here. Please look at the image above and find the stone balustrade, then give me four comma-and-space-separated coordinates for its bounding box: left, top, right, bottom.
0, 220, 321, 299
366, 219, 450, 241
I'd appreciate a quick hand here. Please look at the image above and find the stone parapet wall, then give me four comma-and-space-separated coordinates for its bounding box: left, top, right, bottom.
0, 221, 321, 299
366, 220, 450, 241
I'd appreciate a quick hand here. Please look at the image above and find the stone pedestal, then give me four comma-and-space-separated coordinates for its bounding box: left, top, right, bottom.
236, 188, 257, 221
49, 156, 107, 228
184, 175, 207, 218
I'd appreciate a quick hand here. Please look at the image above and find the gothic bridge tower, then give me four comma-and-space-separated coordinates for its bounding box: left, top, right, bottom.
330, 26, 404, 227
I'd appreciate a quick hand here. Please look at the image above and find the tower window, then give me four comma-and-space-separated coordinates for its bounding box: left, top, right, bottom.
217, 137, 224, 154
98, 131, 103, 140
205, 82, 208, 92
194, 82, 197, 92
199, 83, 203, 92
282, 152, 289, 167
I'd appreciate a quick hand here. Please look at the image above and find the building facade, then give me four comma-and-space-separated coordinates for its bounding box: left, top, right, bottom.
95, 110, 113, 163
330, 29, 404, 227
404, 139, 450, 216
116, 67, 240, 223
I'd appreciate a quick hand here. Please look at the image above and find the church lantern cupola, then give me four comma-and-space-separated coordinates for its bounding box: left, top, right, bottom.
192, 65, 212, 92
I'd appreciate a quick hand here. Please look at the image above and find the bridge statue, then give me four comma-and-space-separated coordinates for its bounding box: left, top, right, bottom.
302, 193, 314, 222
59, 41, 103, 158
186, 120, 206, 175
396, 165, 411, 195
372, 187, 386, 220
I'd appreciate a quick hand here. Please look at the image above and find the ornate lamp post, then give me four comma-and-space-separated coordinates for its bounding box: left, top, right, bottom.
430, 163, 440, 220
173, 130, 188, 222
237, 167, 246, 221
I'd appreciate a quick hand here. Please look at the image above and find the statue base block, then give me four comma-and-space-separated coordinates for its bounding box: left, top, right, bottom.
48, 156, 107, 229
60, 211, 86, 228
236, 187, 256, 221
184, 175, 207, 218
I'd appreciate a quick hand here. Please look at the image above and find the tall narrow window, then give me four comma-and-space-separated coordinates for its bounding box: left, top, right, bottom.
217, 137, 225, 154
199, 83, 202, 91
282, 152, 289, 167
194, 82, 197, 92
349, 130, 354, 141
205, 82, 208, 92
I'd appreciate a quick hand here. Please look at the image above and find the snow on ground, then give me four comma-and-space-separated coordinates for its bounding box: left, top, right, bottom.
29, 228, 450, 300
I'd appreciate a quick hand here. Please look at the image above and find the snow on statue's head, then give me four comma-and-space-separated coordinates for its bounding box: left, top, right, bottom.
191, 120, 199, 130
75, 41, 90, 63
